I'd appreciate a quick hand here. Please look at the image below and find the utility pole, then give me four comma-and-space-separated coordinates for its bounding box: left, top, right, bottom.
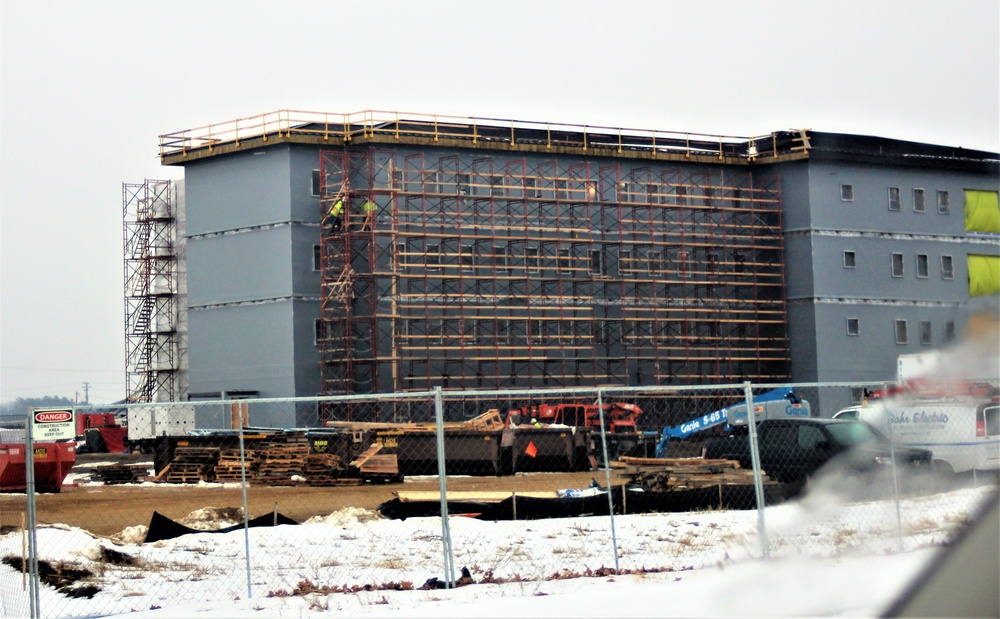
82, 382, 90, 405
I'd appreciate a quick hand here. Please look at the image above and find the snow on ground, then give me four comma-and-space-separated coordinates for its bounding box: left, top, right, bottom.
0, 485, 994, 618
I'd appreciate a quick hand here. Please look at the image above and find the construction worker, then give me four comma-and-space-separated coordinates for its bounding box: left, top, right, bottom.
531, 418, 541, 428
328, 198, 344, 232
361, 197, 377, 231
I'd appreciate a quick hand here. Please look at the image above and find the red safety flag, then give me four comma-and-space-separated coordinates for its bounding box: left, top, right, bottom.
525, 441, 538, 458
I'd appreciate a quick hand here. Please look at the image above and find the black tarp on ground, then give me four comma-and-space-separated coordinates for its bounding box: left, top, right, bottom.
378, 483, 796, 521
143, 511, 299, 544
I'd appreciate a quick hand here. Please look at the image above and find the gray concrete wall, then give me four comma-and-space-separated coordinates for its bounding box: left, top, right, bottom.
187, 301, 296, 399
184, 147, 293, 234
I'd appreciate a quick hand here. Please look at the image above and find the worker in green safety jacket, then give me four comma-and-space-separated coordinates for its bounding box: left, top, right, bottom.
361, 198, 377, 231
328, 198, 344, 231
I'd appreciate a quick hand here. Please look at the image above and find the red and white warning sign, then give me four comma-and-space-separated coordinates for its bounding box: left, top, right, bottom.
32, 408, 75, 441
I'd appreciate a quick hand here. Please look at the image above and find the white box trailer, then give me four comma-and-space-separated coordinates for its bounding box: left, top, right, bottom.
859, 398, 1000, 474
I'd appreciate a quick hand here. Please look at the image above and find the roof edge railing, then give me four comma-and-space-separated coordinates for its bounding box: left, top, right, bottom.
159, 109, 810, 161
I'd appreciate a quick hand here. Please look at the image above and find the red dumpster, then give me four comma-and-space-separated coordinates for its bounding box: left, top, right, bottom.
0, 441, 77, 492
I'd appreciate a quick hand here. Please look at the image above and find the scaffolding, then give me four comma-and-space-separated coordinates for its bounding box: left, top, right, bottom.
123, 180, 183, 403
318, 147, 789, 396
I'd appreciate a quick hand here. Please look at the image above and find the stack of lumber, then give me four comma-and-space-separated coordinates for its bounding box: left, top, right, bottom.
90, 463, 148, 485
255, 433, 310, 485
611, 456, 771, 491
350, 444, 401, 483
324, 408, 505, 433
303, 452, 359, 486
157, 447, 221, 483
213, 448, 259, 482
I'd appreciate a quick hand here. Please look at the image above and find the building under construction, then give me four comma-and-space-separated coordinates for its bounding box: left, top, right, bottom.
317, 139, 792, 394
128, 110, 999, 415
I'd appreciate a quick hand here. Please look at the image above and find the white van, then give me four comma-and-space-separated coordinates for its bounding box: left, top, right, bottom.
858, 398, 1000, 474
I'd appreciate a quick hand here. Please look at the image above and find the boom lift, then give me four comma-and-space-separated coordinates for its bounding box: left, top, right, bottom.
654, 388, 810, 458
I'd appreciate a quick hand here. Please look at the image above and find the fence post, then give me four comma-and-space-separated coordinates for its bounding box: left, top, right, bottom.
743, 381, 770, 559
433, 386, 456, 587
237, 416, 252, 599
24, 415, 40, 619
595, 389, 620, 572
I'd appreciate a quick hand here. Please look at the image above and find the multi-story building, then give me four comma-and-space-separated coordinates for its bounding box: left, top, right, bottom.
124, 110, 999, 420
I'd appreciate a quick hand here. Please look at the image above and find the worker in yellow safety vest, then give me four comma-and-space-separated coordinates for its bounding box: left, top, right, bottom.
361, 198, 377, 231
328, 198, 344, 231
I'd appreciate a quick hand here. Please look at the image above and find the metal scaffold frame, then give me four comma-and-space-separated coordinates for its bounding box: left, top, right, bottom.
123, 180, 181, 403
318, 147, 790, 396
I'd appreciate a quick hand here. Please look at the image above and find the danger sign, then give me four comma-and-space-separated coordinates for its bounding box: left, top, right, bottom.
32, 408, 75, 441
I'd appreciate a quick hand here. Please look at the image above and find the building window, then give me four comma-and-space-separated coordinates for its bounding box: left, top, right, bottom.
913, 188, 926, 212
937, 190, 950, 214
461, 244, 475, 272
620, 249, 633, 273
525, 246, 540, 272
648, 250, 662, 275
426, 243, 441, 271
311, 170, 321, 197
920, 321, 932, 345
847, 318, 860, 336
916, 254, 929, 278
840, 184, 854, 202
888, 187, 901, 211
843, 251, 856, 269
895, 319, 908, 345
675, 185, 688, 206
941, 255, 954, 279
591, 249, 605, 276
558, 248, 571, 271
313, 245, 321, 271
494, 245, 507, 271
593, 319, 607, 344
945, 320, 956, 342
891, 252, 904, 277
314, 319, 324, 345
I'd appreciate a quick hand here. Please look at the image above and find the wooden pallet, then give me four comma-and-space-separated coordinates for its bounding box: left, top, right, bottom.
90, 463, 147, 485
159, 446, 221, 483
254, 441, 310, 484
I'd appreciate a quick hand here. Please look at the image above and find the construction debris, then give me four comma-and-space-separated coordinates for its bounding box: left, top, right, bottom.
611, 456, 773, 491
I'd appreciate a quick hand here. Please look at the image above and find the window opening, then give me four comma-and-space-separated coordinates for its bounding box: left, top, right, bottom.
311, 170, 321, 197
891, 253, 904, 277
895, 319, 908, 344
937, 190, 950, 214
920, 321, 932, 345
941, 255, 954, 279
916, 254, 929, 278
888, 187, 900, 211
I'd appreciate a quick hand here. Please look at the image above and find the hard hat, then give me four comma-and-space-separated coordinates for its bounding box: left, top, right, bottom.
531, 418, 537, 423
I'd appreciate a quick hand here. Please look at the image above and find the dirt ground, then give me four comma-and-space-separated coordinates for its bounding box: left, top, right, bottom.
0, 454, 607, 538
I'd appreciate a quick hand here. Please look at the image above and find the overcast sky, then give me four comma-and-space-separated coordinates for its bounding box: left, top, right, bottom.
1, 1, 998, 405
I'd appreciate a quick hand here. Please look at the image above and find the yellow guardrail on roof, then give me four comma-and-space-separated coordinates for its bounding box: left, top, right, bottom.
158, 109, 809, 162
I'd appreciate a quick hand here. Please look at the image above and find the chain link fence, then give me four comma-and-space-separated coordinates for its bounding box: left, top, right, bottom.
1, 382, 996, 617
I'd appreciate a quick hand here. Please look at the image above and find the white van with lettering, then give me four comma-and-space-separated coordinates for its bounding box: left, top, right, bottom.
858, 399, 1000, 475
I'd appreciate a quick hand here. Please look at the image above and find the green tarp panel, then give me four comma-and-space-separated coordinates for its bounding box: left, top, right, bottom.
964, 190, 1000, 233
968, 254, 1000, 297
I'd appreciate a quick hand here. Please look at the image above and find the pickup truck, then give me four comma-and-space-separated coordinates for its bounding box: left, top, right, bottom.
702, 418, 933, 485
